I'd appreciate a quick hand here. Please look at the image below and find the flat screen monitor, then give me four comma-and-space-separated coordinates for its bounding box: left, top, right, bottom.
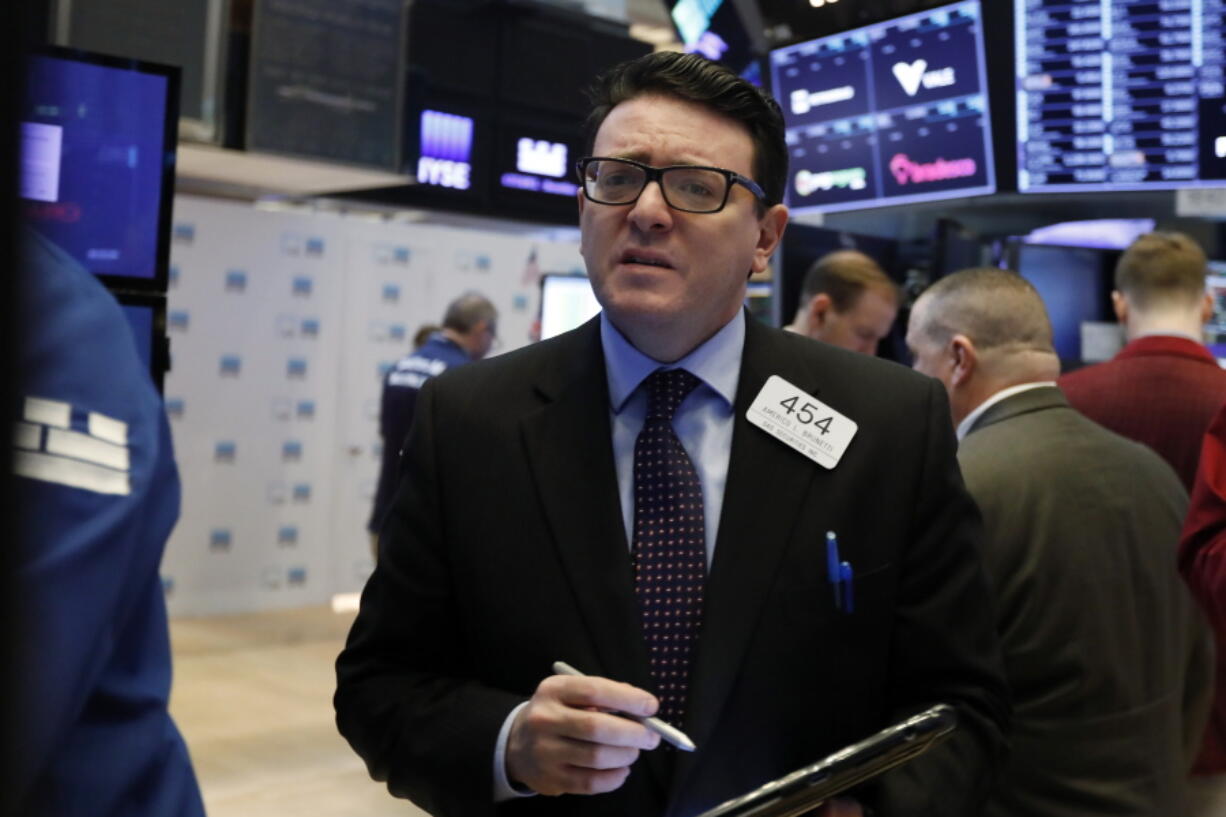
1016, 1, 1226, 192
1008, 241, 1117, 364
539, 274, 601, 340
112, 291, 168, 394
492, 115, 582, 222
1206, 264, 1226, 362
769, 1, 996, 215
671, 0, 760, 77
21, 47, 179, 292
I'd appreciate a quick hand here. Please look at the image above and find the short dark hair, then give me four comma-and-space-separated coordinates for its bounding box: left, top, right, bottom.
800, 250, 898, 311
442, 292, 497, 334
583, 51, 788, 210
1115, 231, 1207, 310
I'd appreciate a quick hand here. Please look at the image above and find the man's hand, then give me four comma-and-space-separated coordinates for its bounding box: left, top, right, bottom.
505, 672, 662, 796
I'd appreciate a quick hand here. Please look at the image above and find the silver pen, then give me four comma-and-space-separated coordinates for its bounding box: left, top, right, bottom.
552, 660, 697, 752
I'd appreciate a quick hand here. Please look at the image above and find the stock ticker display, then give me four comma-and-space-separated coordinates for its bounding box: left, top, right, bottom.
1018, 0, 1226, 191
770, 1, 995, 214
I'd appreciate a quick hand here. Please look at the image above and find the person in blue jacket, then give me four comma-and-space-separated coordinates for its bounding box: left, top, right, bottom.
13, 226, 205, 817
367, 292, 498, 554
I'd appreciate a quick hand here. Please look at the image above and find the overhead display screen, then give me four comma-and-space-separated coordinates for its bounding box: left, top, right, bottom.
769, 1, 995, 214
1017, 0, 1226, 192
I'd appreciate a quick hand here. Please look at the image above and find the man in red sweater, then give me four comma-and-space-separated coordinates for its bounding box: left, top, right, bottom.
1059, 231, 1226, 492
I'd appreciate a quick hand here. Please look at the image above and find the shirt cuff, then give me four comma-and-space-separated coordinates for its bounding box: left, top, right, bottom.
493, 701, 536, 802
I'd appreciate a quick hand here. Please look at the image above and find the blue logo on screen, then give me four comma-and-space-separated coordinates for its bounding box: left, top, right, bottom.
173, 223, 196, 244
388, 323, 407, 342
214, 440, 237, 462
209, 528, 232, 551
292, 276, 313, 296
165, 397, 185, 419
394, 246, 410, 264
277, 525, 299, 546
225, 269, 248, 292
282, 440, 303, 461
292, 482, 312, 503
287, 566, 308, 586
220, 355, 242, 376
418, 110, 474, 190
306, 237, 325, 256
296, 400, 316, 419
168, 310, 190, 331
169, 265, 181, 287
300, 317, 320, 337
287, 357, 308, 379
381, 283, 400, 303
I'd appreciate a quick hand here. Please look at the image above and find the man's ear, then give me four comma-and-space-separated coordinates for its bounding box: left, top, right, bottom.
1202, 291, 1214, 325
750, 203, 788, 276
949, 334, 977, 387
810, 293, 834, 327
1111, 290, 1128, 324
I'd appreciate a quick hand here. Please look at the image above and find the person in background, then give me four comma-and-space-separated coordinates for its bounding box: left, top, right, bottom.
1059, 231, 1226, 491
368, 293, 498, 556
1181, 400, 1226, 817
783, 249, 900, 355
907, 267, 1212, 817
413, 322, 442, 350
13, 227, 205, 816
336, 51, 1008, 817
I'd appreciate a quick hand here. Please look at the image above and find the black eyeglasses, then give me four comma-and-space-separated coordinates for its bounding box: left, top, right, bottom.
576, 156, 767, 214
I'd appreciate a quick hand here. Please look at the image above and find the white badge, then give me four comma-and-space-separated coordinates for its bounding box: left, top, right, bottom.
746, 375, 858, 469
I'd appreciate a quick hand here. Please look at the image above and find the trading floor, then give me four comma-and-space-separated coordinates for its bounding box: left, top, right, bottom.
169, 606, 425, 817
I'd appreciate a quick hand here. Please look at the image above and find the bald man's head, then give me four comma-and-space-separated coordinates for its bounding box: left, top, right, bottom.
906, 268, 1059, 424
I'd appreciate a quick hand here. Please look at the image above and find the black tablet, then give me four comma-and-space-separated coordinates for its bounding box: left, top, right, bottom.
695, 704, 957, 817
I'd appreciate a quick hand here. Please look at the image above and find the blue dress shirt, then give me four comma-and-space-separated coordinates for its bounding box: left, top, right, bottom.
601, 311, 744, 567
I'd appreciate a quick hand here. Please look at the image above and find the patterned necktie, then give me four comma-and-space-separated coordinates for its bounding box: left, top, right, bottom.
632, 368, 707, 728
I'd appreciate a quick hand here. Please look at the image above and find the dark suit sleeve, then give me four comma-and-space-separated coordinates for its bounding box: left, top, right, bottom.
870, 379, 1011, 817
337, 379, 522, 817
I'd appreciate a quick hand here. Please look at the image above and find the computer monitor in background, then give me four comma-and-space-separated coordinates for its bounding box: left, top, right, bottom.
1015, 1, 1226, 193
20, 46, 179, 292
539, 274, 601, 341
1006, 240, 1119, 366
114, 292, 169, 393
1206, 262, 1226, 363
770, 0, 996, 215
931, 217, 987, 279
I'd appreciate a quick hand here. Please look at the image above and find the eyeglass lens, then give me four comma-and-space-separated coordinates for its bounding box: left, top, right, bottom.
584, 160, 728, 212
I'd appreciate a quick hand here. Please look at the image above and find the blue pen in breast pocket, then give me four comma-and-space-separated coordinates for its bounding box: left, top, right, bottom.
825, 531, 855, 614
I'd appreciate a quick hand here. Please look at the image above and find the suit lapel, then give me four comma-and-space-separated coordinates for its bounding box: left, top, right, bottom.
519, 319, 652, 690
670, 319, 826, 800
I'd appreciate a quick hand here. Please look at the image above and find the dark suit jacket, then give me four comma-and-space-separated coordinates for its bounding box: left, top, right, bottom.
959, 387, 1212, 817
335, 315, 1009, 817
1058, 335, 1226, 492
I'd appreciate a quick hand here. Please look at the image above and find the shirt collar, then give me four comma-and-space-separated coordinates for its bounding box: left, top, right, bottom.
601, 310, 744, 413
956, 381, 1057, 442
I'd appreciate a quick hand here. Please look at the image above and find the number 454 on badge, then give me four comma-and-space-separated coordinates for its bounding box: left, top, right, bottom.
747, 375, 858, 470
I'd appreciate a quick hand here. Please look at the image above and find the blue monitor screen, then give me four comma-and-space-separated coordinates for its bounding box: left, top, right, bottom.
1016, 0, 1226, 192
1013, 243, 1113, 363
21, 51, 174, 285
770, 1, 995, 214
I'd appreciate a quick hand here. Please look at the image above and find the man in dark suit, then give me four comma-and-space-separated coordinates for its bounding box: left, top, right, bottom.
907, 267, 1212, 817
335, 52, 1008, 817
1058, 231, 1226, 492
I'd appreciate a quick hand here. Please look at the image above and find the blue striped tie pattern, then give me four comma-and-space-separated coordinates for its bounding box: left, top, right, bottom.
632, 368, 707, 729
